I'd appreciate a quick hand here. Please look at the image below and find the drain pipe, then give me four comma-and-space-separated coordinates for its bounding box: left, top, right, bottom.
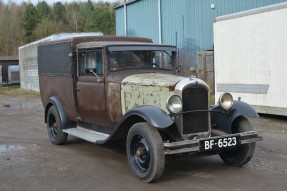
124, 2, 127, 36
158, 0, 162, 43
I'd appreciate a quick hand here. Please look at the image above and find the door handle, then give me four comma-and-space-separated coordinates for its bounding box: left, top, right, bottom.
76, 88, 80, 91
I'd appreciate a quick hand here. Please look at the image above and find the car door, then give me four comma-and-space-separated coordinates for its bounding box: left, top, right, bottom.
76, 48, 110, 127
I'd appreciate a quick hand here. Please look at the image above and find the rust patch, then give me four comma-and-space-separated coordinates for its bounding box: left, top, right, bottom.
107, 83, 122, 122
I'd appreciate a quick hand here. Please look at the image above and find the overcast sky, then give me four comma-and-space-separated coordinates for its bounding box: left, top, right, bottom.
3, 0, 119, 5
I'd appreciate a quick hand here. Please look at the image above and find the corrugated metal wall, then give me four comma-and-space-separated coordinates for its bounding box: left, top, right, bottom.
115, 7, 125, 35
184, 0, 287, 52
117, 0, 160, 41
161, 0, 184, 47
115, 0, 286, 52
128, 0, 159, 41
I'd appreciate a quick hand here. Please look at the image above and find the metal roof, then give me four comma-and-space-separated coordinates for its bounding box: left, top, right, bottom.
115, 0, 139, 9
19, 32, 103, 49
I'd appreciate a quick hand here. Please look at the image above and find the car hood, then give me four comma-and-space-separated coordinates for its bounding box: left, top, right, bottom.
121, 73, 184, 87
120, 73, 185, 114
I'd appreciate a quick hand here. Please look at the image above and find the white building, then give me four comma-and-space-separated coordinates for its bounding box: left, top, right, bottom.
19, 32, 103, 91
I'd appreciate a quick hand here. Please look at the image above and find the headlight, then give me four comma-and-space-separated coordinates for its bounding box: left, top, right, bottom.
219, 93, 233, 110
167, 95, 182, 113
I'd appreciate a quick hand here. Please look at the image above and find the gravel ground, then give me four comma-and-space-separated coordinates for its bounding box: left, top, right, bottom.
0, 95, 286, 191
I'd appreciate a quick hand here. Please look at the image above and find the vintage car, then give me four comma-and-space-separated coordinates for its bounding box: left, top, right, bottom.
38, 36, 262, 182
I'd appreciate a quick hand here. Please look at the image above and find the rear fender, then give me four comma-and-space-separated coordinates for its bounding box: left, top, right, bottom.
211, 100, 259, 134
44, 96, 74, 129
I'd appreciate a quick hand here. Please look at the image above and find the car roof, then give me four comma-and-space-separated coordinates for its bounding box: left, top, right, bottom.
77, 41, 154, 49
77, 41, 178, 52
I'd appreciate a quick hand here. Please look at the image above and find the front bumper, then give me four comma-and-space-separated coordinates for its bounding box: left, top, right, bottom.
163, 131, 262, 155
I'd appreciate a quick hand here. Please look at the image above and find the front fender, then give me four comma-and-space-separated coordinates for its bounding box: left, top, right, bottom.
211, 100, 259, 134
103, 105, 179, 143
123, 105, 174, 128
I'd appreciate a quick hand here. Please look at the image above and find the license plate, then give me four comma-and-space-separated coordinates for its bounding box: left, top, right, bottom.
199, 136, 240, 152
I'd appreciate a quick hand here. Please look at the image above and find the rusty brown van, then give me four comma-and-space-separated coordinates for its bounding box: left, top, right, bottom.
38, 36, 262, 182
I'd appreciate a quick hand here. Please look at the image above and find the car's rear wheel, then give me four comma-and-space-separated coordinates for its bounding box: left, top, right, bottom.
219, 118, 255, 166
47, 106, 68, 145
126, 122, 165, 183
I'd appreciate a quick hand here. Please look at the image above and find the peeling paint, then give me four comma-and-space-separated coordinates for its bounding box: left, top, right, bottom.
121, 73, 184, 114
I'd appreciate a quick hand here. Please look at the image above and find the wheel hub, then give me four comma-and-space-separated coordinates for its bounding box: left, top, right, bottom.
136, 147, 147, 157
131, 135, 150, 172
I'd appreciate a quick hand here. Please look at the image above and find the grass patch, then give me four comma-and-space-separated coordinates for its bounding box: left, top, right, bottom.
0, 85, 39, 96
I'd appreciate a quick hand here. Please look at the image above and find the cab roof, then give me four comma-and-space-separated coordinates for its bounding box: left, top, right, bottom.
77, 41, 153, 49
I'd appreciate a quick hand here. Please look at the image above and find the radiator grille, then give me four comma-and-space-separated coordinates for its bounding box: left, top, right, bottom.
182, 87, 209, 134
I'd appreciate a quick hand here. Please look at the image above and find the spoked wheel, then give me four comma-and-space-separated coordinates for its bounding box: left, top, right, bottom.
127, 122, 165, 183
219, 118, 255, 166
47, 106, 68, 145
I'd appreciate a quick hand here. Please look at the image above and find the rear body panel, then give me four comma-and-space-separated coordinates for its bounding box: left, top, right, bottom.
39, 75, 77, 121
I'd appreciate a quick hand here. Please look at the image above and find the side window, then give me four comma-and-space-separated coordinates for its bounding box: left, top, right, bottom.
78, 49, 103, 76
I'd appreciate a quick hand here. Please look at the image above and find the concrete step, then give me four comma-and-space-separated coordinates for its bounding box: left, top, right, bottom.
63, 127, 110, 143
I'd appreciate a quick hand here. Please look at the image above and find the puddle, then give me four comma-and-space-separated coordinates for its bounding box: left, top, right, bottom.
0, 145, 25, 154
3, 103, 22, 109
3, 102, 42, 109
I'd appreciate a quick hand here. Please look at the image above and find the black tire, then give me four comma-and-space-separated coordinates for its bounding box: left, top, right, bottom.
46, 106, 68, 145
219, 118, 255, 166
126, 122, 165, 183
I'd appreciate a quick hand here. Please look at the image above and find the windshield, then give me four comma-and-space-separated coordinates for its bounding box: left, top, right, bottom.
108, 49, 175, 71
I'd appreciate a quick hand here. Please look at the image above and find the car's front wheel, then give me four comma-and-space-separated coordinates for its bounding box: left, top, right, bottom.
126, 122, 165, 183
47, 106, 68, 145
219, 118, 255, 166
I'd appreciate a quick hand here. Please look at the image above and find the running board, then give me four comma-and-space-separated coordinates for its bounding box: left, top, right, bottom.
63, 127, 110, 143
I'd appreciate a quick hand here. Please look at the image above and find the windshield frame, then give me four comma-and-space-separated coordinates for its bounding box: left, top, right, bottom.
106, 44, 177, 72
